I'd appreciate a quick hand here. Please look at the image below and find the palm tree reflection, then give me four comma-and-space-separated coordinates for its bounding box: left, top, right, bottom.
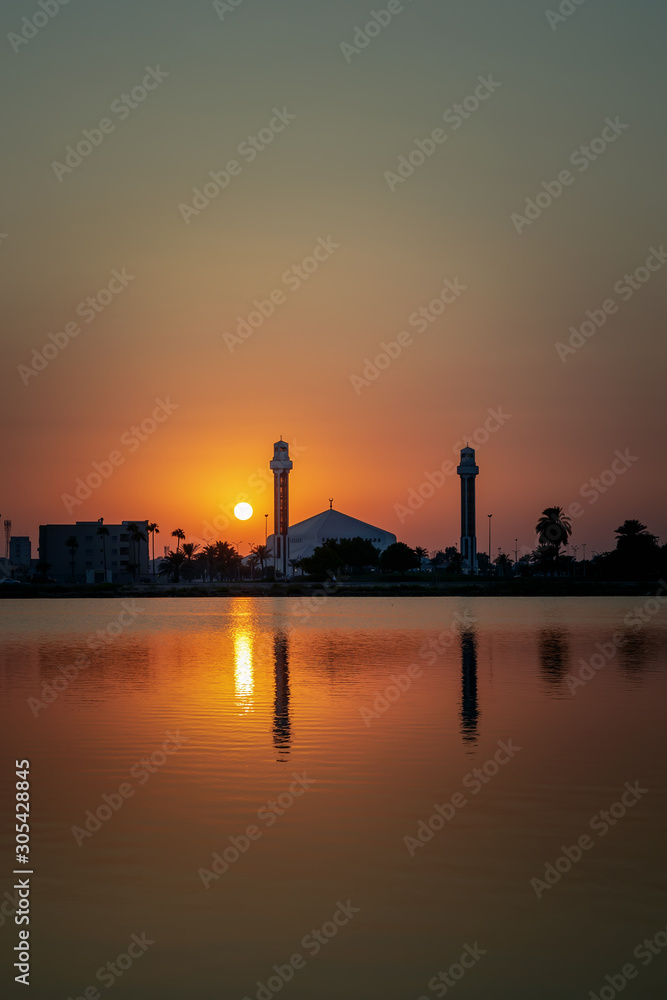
273, 631, 291, 761
538, 629, 569, 685
460, 629, 479, 746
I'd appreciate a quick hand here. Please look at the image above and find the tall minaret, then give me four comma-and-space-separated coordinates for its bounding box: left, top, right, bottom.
270, 439, 292, 578
457, 446, 479, 574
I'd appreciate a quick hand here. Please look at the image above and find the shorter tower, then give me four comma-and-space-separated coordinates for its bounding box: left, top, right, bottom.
270, 439, 292, 578
457, 446, 478, 574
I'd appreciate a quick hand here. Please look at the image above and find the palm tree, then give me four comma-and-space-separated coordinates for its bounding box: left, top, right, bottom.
97, 524, 109, 580
203, 543, 217, 582
148, 522, 159, 579
181, 542, 201, 581
614, 519, 656, 543
171, 528, 185, 552
251, 543, 268, 577
159, 550, 185, 583
535, 506, 572, 561
415, 546, 429, 570
214, 540, 236, 580
65, 536, 78, 581
126, 524, 147, 580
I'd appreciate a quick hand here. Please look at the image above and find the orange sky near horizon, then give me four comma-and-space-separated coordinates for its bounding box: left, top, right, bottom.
2, 0, 665, 558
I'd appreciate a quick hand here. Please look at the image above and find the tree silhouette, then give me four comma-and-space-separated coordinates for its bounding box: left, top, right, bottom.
535, 507, 572, 554
171, 528, 185, 552
380, 542, 419, 574
148, 522, 160, 579
414, 546, 429, 570
159, 550, 185, 583
127, 524, 147, 581
181, 542, 201, 581
251, 544, 269, 576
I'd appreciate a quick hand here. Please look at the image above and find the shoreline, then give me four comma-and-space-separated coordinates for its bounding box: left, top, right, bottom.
0, 580, 660, 599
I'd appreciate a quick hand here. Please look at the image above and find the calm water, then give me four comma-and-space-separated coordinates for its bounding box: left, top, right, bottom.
1, 596, 666, 999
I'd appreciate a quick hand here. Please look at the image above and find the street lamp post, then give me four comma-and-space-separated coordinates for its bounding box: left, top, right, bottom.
235, 541, 243, 581
264, 514, 268, 545
582, 543, 586, 577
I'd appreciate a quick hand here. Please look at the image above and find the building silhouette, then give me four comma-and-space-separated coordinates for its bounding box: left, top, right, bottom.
266, 439, 396, 577
38, 520, 149, 583
9, 537, 31, 571
457, 446, 479, 574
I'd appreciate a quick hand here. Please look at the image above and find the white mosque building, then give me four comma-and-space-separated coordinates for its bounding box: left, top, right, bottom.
266, 440, 396, 576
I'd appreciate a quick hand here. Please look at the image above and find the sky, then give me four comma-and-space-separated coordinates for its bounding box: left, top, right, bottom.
2, 0, 666, 559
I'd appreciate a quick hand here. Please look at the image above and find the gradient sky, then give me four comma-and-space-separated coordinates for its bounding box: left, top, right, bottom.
2, 0, 665, 558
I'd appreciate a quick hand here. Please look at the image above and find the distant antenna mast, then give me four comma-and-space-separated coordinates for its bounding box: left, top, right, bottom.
4, 519, 11, 559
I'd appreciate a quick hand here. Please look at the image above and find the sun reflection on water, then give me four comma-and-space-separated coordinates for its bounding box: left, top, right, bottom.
233, 630, 255, 713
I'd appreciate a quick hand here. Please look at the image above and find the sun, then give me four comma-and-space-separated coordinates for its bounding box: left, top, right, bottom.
234, 502, 253, 521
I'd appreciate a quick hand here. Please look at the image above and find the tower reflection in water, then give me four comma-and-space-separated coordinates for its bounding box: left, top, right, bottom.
273, 631, 291, 761
460, 628, 480, 746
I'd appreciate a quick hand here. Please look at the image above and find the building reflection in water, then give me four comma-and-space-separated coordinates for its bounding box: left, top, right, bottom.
233, 630, 254, 714
273, 631, 291, 761
538, 628, 570, 686
460, 629, 479, 747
